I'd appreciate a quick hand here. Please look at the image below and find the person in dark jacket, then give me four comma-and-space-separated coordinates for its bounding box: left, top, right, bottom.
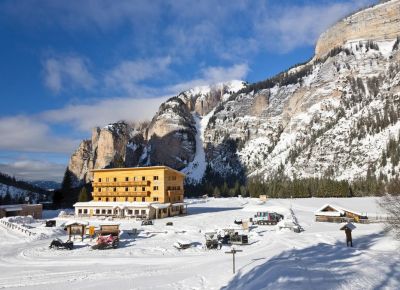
345, 227, 353, 247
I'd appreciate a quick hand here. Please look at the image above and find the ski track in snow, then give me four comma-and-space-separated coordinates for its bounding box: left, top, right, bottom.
0, 197, 399, 290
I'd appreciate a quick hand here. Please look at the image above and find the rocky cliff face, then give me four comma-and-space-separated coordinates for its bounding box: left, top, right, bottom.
67, 81, 245, 186
67, 0, 400, 186
315, 0, 400, 58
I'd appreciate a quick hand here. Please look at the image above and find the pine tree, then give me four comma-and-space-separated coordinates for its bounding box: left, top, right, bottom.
213, 187, 221, 198
61, 168, 73, 193
52, 189, 64, 207
78, 187, 89, 202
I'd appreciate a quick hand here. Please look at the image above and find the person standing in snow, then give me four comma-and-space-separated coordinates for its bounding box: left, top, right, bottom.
345, 227, 353, 247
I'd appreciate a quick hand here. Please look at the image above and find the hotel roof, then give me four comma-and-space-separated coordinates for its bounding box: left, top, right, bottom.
90, 165, 185, 176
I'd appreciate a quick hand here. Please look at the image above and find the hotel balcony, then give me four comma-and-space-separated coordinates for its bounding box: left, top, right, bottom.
92, 180, 150, 187
167, 190, 183, 197
92, 191, 150, 198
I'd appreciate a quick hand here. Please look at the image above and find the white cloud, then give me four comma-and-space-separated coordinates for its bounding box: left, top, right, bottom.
41, 96, 168, 132
43, 56, 96, 93
104, 57, 172, 96
169, 63, 249, 93
0, 116, 79, 153
0, 159, 66, 182
255, 1, 375, 52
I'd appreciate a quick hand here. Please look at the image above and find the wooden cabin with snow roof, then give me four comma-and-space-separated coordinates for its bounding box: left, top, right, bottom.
315, 204, 368, 223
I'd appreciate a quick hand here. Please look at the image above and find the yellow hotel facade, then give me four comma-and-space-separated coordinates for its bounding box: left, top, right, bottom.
73, 166, 187, 219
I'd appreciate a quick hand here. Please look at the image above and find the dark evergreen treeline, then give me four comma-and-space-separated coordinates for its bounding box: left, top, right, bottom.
52, 168, 93, 208
0, 172, 51, 205
185, 173, 400, 199
0, 172, 49, 195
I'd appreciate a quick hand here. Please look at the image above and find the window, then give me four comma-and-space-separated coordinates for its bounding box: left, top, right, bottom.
134, 187, 137, 191
134, 209, 139, 215
127, 209, 133, 215
97, 197, 101, 201
125, 197, 128, 202
106, 197, 109, 202
83, 209, 88, 214
98, 188, 101, 192
113, 197, 116, 202
177, 186, 180, 190
78, 209, 82, 214
153, 176, 159, 180
153, 186, 158, 190
95, 209, 100, 214
113, 187, 117, 192
141, 210, 146, 215
107, 209, 112, 214
125, 177, 129, 181
142, 187, 145, 191
153, 197, 159, 201
134, 197, 137, 202
142, 197, 145, 202
98, 178, 101, 182
167, 186, 171, 190
142, 176, 146, 181
125, 187, 129, 192
101, 209, 106, 214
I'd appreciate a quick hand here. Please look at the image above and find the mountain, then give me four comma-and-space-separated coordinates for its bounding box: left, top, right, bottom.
67, 0, 400, 190
0, 172, 51, 204
30, 180, 60, 191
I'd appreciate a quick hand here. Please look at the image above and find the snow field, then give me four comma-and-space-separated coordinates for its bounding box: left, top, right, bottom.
0, 197, 399, 290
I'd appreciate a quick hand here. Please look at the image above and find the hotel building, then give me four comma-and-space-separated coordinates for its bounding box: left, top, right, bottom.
74, 166, 186, 219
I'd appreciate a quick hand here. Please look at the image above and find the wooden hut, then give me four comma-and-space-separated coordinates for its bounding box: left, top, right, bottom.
315, 204, 368, 223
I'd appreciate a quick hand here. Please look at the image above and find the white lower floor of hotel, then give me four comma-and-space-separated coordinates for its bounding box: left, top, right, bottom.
73, 201, 187, 219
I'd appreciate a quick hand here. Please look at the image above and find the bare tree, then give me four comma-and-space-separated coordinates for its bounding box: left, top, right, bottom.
380, 194, 400, 240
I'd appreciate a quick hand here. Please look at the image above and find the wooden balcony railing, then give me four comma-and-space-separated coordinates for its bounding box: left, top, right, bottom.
92, 191, 150, 198
167, 190, 184, 196
92, 180, 149, 187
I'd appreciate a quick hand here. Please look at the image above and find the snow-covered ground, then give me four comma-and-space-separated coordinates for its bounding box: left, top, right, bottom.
0, 197, 399, 290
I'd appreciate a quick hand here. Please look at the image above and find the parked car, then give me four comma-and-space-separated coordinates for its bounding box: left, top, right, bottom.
49, 238, 73, 250
141, 220, 154, 226
45, 220, 56, 227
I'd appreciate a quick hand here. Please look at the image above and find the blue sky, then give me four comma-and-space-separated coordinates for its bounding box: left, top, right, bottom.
0, 0, 376, 181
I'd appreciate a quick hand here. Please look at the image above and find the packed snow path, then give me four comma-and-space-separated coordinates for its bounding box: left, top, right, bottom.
0, 197, 399, 290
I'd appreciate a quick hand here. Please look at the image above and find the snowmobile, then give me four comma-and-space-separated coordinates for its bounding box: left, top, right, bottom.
49, 238, 73, 250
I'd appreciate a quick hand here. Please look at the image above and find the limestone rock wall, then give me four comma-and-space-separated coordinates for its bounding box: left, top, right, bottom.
315, 0, 400, 58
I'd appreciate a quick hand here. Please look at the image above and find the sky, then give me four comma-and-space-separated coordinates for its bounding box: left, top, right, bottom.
0, 0, 377, 182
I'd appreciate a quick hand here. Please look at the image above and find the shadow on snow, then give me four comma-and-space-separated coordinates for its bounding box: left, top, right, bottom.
223, 232, 399, 290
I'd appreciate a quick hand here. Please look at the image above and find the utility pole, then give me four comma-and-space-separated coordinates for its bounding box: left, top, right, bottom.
225, 248, 243, 274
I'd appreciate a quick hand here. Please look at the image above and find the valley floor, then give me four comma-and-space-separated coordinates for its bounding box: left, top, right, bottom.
0, 197, 399, 290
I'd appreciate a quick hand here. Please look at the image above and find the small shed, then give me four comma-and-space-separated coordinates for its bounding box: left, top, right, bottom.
64, 221, 88, 240
315, 204, 368, 223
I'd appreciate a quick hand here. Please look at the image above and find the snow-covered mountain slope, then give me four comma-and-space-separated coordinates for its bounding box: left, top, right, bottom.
0, 182, 46, 203
67, 0, 400, 186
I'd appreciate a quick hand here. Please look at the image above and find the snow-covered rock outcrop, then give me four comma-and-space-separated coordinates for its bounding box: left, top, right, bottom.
67, 0, 400, 185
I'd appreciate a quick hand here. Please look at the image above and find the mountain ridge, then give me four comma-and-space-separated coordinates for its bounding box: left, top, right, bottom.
66, 0, 400, 192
